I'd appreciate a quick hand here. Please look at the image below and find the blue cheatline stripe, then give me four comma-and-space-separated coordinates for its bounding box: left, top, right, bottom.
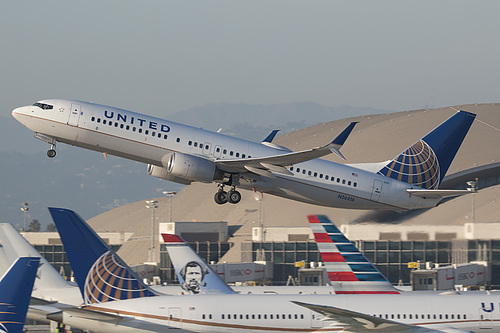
348, 264, 379, 272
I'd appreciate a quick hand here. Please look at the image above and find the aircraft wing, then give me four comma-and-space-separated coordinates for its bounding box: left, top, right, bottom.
292, 301, 433, 332
407, 189, 473, 199
215, 122, 357, 175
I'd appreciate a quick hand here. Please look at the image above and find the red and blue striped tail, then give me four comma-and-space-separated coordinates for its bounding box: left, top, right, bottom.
308, 215, 400, 294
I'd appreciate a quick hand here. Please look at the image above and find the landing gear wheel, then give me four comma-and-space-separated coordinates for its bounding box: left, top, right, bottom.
227, 190, 242, 204
47, 149, 56, 158
214, 191, 228, 205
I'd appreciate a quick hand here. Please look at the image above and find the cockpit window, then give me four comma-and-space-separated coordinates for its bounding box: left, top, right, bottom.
33, 102, 54, 110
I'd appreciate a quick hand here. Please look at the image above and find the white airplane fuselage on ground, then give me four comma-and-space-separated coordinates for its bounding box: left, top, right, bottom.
12, 99, 467, 210
61, 292, 500, 333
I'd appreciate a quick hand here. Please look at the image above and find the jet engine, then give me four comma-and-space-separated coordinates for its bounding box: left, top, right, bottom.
147, 153, 224, 184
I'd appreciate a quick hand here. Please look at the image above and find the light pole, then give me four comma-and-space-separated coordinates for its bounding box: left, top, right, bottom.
466, 178, 478, 223
20, 202, 29, 231
162, 191, 177, 222
145, 200, 158, 263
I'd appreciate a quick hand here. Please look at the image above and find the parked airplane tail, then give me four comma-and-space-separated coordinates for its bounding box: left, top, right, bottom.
308, 215, 399, 294
48, 208, 157, 305
161, 234, 235, 294
0, 223, 71, 291
377, 111, 475, 189
0, 257, 40, 333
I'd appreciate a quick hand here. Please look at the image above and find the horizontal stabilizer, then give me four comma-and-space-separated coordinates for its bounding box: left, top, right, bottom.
407, 188, 473, 199
47, 307, 127, 323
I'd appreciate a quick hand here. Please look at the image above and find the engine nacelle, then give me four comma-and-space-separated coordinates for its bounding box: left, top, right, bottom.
147, 153, 223, 185
167, 152, 222, 183
147, 164, 192, 185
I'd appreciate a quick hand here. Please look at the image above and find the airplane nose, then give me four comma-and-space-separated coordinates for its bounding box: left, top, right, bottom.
12, 106, 30, 124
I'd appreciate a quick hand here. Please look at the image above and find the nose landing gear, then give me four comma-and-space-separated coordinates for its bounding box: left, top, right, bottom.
47, 143, 56, 158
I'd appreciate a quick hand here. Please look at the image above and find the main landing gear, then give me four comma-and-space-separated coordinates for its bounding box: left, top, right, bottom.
214, 184, 242, 205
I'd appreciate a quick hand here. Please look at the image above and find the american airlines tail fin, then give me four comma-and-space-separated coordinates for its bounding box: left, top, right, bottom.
48, 208, 157, 305
377, 111, 475, 189
308, 215, 399, 294
0, 257, 40, 333
161, 233, 235, 294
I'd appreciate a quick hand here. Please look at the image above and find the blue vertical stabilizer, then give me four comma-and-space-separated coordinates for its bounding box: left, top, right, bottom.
48, 207, 157, 305
0, 257, 40, 333
378, 111, 475, 189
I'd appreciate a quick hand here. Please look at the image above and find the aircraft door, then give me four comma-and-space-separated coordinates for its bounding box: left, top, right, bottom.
68, 103, 81, 126
202, 142, 212, 156
370, 179, 383, 202
479, 303, 494, 329
168, 307, 182, 329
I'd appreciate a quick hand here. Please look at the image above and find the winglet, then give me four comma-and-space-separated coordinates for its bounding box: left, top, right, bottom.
0, 257, 40, 333
327, 122, 358, 160
48, 207, 157, 305
262, 130, 280, 143
161, 233, 235, 294
308, 215, 399, 294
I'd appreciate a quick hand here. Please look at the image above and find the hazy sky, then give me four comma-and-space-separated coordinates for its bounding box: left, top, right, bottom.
2, 1, 499, 118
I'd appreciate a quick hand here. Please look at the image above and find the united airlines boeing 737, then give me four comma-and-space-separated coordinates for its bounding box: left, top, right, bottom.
12, 100, 475, 209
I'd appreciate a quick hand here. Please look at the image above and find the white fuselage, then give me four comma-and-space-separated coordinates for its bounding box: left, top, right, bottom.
12, 99, 441, 210
60, 292, 500, 333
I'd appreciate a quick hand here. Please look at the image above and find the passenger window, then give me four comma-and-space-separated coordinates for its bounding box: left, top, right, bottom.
242, 154, 245, 158
236, 153, 240, 157
138, 128, 142, 133
342, 179, 346, 184
97, 118, 101, 123
176, 138, 180, 143
230, 151, 234, 156
120, 124, 124, 129
354, 182, 357, 187
115, 123, 118, 127
103, 120, 107, 125
133, 127, 136, 132
308, 171, 312, 176
296, 168, 300, 172
152, 132, 155, 136
163, 134, 168, 139
223, 149, 227, 154
348, 181, 351, 186
320, 174, 323, 178
145, 130, 149, 135
302, 170, 306, 174
314, 172, 317, 177
126, 125, 130, 130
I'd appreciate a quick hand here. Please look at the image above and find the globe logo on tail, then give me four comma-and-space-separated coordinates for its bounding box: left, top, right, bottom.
84, 251, 155, 304
378, 140, 440, 189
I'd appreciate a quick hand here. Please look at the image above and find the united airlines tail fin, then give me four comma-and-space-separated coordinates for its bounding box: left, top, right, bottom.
48, 208, 157, 305
308, 215, 399, 294
377, 111, 475, 189
161, 233, 235, 294
0, 257, 40, 333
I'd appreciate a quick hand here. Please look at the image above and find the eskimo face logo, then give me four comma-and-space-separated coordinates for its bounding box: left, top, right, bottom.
84, 251, 155, 304
378, 140, 440, 189
179, 261, 209, 294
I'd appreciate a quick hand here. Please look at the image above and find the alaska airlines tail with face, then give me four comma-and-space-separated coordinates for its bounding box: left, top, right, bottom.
0, 257, 40, 333
377, 110, 476, 189
48, 208, 157, 305
161, 234, 235, 295
308, 215, 400, 294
